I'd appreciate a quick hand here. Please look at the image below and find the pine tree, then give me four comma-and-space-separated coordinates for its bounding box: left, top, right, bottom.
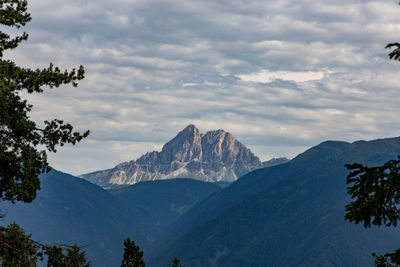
0, 0, 89, 204
170, 256, 184, 267
46, 244, 91, 267
345, 3, 400, 266
0, 1, 90, 265
0, 222, 91, 267
345, 159, 400, 266
0, 222, 41, 267
121, 237, 145, 267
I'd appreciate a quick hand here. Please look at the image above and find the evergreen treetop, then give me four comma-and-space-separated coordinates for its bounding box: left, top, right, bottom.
121, 237, 146, 267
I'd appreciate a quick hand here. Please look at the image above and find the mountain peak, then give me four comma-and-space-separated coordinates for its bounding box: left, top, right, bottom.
179, 124, 200, 139
183, 124, 199, 132
161, 125, 201, 155
80, 126, 262, 187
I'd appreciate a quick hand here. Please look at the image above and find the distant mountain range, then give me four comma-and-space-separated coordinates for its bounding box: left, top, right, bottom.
149, 137, 400, 267
6, 134, 400, 266
80, 125, 285, 187
261, 157, 289, 168
1, 170, 220, 267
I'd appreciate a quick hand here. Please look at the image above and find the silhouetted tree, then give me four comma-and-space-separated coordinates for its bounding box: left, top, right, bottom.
169, 256, 184, 267
0, 0, 89, 265
345, 3, 400, 266
385, 2, 400, 61
346, 158, 400, 266
121, 237, 145, 267
0, 0, 89, 203
0, 222, 41, 266
46, 244, 90, 267
0, 222, 91, 267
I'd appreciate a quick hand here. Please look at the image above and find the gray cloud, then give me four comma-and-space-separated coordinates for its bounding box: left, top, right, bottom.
5, 0, 400, 175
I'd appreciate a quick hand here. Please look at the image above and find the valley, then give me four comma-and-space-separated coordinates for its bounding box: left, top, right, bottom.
4, 133, 400, 266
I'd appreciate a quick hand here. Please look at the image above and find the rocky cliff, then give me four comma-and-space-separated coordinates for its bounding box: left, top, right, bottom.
79, 125, 262, 187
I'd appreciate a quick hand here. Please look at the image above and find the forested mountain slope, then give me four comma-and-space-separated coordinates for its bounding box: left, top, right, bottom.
1, 171, 220, 266
150, 137, 400, 267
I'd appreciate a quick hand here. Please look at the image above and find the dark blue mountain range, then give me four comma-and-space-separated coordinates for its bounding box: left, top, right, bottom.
3, 136, 400, 267
149, 137, 400, 267
1, 170, 220, 266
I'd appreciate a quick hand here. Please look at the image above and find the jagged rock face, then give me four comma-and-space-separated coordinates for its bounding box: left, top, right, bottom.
80, 125, 262, 187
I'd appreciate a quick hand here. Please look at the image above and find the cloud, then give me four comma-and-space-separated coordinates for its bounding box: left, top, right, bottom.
238, 70, 324, 83
5, 0, 400, 175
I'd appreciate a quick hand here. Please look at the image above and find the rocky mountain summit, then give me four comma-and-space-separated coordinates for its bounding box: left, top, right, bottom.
80, 125, 264, 187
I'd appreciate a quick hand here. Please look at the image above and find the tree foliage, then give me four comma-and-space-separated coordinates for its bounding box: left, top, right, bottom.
0, 222, 40, 266
46, 244, 91, 267
372, 250, 400, 267
385, 3, 400, 61
345, 159, 400, 266
0, 0, 89, 203
121, 237, 145, 267
345, 4, 400, 267
0, 0, 91, 266
345, 158, 400, 228
345, 160, 400, 266
0, 222, 91, 267
386, 42, 400, 61
169, 256, 184, 267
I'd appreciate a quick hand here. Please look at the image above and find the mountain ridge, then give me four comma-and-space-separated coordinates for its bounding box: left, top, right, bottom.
149, 136, 400, 267
5, 136, 400, 267
2, 170, 222, 267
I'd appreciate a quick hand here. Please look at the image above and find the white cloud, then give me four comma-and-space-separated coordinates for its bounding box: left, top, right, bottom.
47, 140, 164, 175
182, 83, 199, 87
238, 70, 324, 83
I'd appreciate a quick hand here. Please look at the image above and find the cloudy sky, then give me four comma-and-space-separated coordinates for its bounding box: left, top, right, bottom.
5, 0, 400, 175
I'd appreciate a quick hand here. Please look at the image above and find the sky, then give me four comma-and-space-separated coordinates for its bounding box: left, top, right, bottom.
4, 0, 400, 175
